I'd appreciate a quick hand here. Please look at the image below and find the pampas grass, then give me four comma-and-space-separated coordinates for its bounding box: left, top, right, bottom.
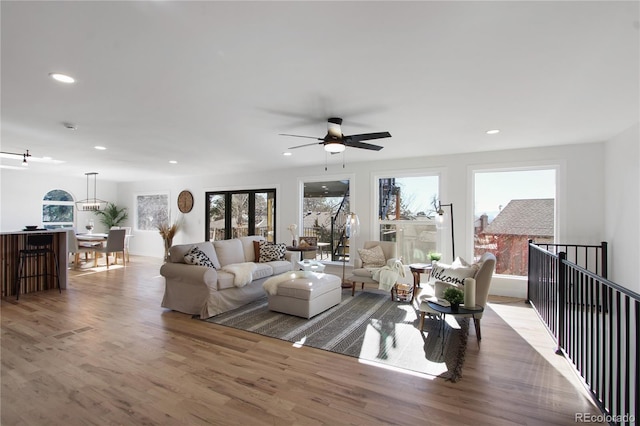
157, 219, 182, 260
157, 221, 181, 241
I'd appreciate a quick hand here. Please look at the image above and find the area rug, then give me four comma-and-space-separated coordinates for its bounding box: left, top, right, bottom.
204, 291, 469, 381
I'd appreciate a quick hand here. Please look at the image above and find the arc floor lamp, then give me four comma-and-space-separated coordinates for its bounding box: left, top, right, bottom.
436, 202, 455, 260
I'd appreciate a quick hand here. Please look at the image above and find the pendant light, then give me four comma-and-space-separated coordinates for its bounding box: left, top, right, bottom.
76, 172, 108, 211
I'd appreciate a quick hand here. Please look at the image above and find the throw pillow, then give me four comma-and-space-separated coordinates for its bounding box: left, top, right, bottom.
429, 259, 478, 287
184, 246, 216, 269
358, 245, 386, 268
258, 240, 286, 262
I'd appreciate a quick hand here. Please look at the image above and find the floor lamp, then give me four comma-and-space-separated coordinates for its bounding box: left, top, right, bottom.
436, 202, 455, 260
342, 212, 360, 286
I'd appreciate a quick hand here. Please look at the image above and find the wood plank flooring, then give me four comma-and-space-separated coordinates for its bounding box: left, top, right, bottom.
1, 256, 606, 425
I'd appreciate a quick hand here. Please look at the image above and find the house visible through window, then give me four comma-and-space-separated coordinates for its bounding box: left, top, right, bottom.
474, 168, 556, 276
42, 189, 74, 229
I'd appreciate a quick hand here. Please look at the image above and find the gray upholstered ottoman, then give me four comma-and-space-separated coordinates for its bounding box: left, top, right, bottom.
266, 272, 342, 318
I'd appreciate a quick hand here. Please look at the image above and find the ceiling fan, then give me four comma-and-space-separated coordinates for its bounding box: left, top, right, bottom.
280, 117, 391, 153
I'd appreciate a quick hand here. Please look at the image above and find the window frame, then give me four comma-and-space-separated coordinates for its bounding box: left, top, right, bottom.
470, 162, 561, 277
205, 188, 277, 241
371, 169, 442, 263
298, 173, 355, 264
42, 189, 75, 229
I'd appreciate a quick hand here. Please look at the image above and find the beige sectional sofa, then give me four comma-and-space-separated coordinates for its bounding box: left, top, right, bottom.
160, 236, 293, 318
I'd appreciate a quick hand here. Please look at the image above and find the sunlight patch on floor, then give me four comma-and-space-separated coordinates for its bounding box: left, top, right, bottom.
487, 298, 596, 399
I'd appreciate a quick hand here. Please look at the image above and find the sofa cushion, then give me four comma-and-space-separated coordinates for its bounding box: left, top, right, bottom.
214, 239, 245, 266
357, 245, 386, 268
258, 240, 287, 262
253, 263, 274, 280
169, 241, 221, 269
240, 236, 265, 262
184, 246, 216, 269
352, 267, 374, 278
266, 260, 293, 275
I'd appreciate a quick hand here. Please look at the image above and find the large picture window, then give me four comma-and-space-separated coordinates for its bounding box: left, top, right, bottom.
301, 179, 350, 261
474, 168, 556, 276
376, 173, 440, 264
206, 189, 276, 241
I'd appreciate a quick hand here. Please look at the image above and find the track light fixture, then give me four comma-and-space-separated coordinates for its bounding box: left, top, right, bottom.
0, 149, 31, 166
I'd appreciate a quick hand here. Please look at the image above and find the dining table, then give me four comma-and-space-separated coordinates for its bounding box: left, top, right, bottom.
76, 233, 108, 244
75, 233, 108, 263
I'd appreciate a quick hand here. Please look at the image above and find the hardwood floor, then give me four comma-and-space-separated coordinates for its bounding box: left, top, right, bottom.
1, 256, 606, 425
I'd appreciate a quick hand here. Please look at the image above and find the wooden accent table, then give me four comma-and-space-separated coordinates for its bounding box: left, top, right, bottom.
408, 263, 432, 302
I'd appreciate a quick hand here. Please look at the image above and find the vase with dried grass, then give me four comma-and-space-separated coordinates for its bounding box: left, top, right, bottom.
157, 221, 181, 261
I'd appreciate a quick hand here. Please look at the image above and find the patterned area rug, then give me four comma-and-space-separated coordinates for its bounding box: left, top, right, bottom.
204, 290, 469, 381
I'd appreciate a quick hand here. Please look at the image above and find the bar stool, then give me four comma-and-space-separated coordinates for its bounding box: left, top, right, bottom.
15, 234, 61, 300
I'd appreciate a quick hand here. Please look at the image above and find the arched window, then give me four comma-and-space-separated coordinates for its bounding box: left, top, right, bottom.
43, 189, 75, 229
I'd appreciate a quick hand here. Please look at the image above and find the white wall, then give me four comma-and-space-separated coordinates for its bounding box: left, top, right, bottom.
111, 142, 608, 297
605, 123, 640, 293
3, 140, 630, 296
0, 170, 118, 232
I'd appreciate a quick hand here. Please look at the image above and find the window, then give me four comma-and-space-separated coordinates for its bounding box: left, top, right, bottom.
206, 189, 275, 241
376, 174, 440, 264
42, 189, 74, 229
474, 168, 556, 276
136, 193, 169, 231
302, 179, 350, 261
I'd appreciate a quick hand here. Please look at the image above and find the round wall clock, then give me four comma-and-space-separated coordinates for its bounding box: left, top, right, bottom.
177, 190, 194, 213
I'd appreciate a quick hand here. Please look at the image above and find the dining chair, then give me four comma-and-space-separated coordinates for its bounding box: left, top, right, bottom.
67, 229, 97, 269
122, 226, 132, 262
94, 229, 126, 268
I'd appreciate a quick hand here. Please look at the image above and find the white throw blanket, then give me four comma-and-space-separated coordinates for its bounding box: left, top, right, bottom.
263, 271, 311, 295
221, 262, 258, 287
373, 259, 406, 292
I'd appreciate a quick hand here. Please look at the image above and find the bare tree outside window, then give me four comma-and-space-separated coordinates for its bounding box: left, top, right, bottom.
377, 175, 439, 264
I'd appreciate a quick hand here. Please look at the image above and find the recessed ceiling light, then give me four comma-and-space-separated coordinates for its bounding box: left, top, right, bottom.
49, 73, 75, 83
283, 152, 292, 156
169, 160, 177, 164
486, 129, 500, 135
94, 146, 107, 150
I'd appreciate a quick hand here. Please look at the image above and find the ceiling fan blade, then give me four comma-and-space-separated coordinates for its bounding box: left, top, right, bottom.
279, 133, 324, 140
344, 140, 385, 151
288, 141, 324, 150
345, 131, 391, 143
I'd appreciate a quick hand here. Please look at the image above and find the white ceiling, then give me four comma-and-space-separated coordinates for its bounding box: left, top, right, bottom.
1, 1, 638, 182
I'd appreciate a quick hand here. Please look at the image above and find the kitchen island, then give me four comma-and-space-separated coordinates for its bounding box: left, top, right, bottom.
1, 229, 68, 298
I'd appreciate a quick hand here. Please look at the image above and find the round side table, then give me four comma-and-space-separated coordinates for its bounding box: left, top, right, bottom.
409, 263, 432, 302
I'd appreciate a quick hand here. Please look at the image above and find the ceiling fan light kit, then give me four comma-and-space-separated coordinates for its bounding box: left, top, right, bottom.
325, 142, 346, 153
282, 117, 391, 154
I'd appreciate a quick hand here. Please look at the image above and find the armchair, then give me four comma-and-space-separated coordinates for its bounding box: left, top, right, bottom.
414, 252, 496, 340
346, 241, 398, 296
